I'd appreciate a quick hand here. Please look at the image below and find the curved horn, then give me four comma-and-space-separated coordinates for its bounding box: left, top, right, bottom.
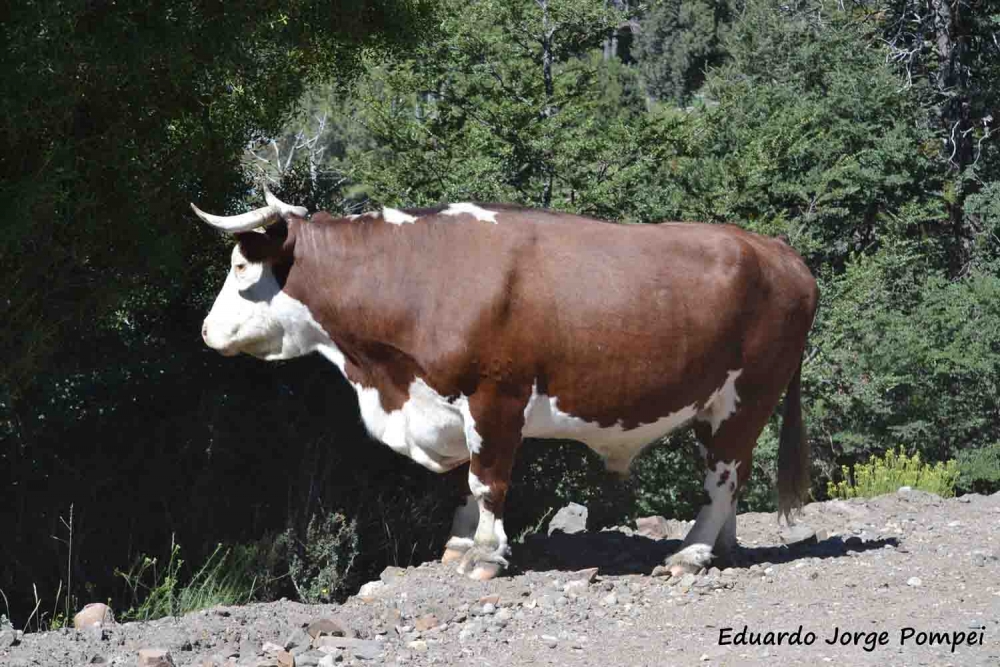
189, 202, 281, 233
263, 186, 309, 219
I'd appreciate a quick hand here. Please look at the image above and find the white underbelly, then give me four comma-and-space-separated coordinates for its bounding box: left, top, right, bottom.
354, 377, 469, 473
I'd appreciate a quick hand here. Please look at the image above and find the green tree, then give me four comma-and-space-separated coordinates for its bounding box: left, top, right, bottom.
633, 0, 732, 105
0, 0, 434, 396
348, 0, 635, 211
877, 0, 1000, 270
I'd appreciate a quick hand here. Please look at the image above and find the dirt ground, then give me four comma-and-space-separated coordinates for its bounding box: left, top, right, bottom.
4, 489, 999, 667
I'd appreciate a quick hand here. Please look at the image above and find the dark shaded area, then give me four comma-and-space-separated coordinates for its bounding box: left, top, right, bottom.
510, 531, 899, 575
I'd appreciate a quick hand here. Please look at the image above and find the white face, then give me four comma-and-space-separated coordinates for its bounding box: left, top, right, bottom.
201, 244, 284, 358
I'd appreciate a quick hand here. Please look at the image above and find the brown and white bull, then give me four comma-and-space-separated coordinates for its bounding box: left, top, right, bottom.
191, 190, 819, 580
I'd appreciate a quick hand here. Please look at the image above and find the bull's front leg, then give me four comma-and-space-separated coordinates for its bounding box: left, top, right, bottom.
455, 385, 526, 581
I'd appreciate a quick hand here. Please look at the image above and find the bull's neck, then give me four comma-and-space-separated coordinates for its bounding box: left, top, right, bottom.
283, 218, 420, 377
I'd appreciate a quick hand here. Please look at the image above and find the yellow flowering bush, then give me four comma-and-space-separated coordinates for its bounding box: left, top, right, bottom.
827, 447, 959, 499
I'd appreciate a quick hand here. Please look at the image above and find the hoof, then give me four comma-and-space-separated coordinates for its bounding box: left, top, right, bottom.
441, 547, 466, 565
666, 543, 714, 578
668, 562, 702, 578
456, 545, 508, 580
469, 562, 502, 581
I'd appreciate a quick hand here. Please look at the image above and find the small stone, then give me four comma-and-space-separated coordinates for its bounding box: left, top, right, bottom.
780, 525, 817, 546
898, 486, 913, 494
413, 614, 440, 632
318, 654, 342, 667
283, 627, 312, 652
651, 565, 672, 578
263, 642, 284, 654
907, 577, 922, 587
74, 603, 115, 630
600, 593, 618, 606
478, 594, 501, 605
548, 503, 588, 535
482, 603, 496, 615
137, 648, 176, 667
573, 567, 599, 583
540, 635, 559, 648
406, 640, 428, 652
307, 619, 353, 640
277, 650, 295, 667
700, 653, 710, 661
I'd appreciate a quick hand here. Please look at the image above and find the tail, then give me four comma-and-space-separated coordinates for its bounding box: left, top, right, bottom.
777, 360, 809, 524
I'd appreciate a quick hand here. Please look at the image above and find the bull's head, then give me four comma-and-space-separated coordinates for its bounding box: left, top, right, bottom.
192, 188, 309, 360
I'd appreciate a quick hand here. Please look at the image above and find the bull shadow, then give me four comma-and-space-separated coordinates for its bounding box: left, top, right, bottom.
508, 531, 900, 576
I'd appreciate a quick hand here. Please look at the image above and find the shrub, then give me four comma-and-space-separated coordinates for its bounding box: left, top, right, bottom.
280, 511, 359, 604
956, 443, 1000, 495
827, 447, 959, 500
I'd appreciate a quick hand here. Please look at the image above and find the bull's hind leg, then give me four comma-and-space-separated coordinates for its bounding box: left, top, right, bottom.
667, 449, 744, 576
455, 385, 527, 580
666, 373, 776, 577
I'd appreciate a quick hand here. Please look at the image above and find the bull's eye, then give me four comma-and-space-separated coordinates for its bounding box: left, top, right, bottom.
234, 262, 248, 275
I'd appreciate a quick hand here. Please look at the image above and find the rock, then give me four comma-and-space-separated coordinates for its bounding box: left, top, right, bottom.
307, 618, 353, 640
283, 627, 312, 652
600, 593, 618, 606
635, 516, 671, 539
573, 567, 599, 583
379, 566, 407, 583
651, 565, 672, 578
482, 602, 496, 615
898, 486, 913, 494
548, 503, 588, 535
318, 654, 342, 667
74, 603, 115, 630
406, 640, 428, 652
137, 648, 175, 667
478, 594, 501, 605
541, 634, 559, 648
263, 642, 285, 654
907, 577, 922, 587
296, 650, 328, 667
313, 637, 381, 661
277, 650, 295, 667
780, 524, 817, 546
413, 614, 440, 632
0, 628, 20, 647
357, 581, 385, 598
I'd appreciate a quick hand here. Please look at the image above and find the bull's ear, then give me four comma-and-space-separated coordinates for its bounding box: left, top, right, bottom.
235, 230, 284, 264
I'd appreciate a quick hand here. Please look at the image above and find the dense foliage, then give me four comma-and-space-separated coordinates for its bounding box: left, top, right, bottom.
2, 0, 998, 623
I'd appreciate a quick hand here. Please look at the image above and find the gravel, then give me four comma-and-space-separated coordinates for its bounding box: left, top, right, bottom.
3, 491, 999, 666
